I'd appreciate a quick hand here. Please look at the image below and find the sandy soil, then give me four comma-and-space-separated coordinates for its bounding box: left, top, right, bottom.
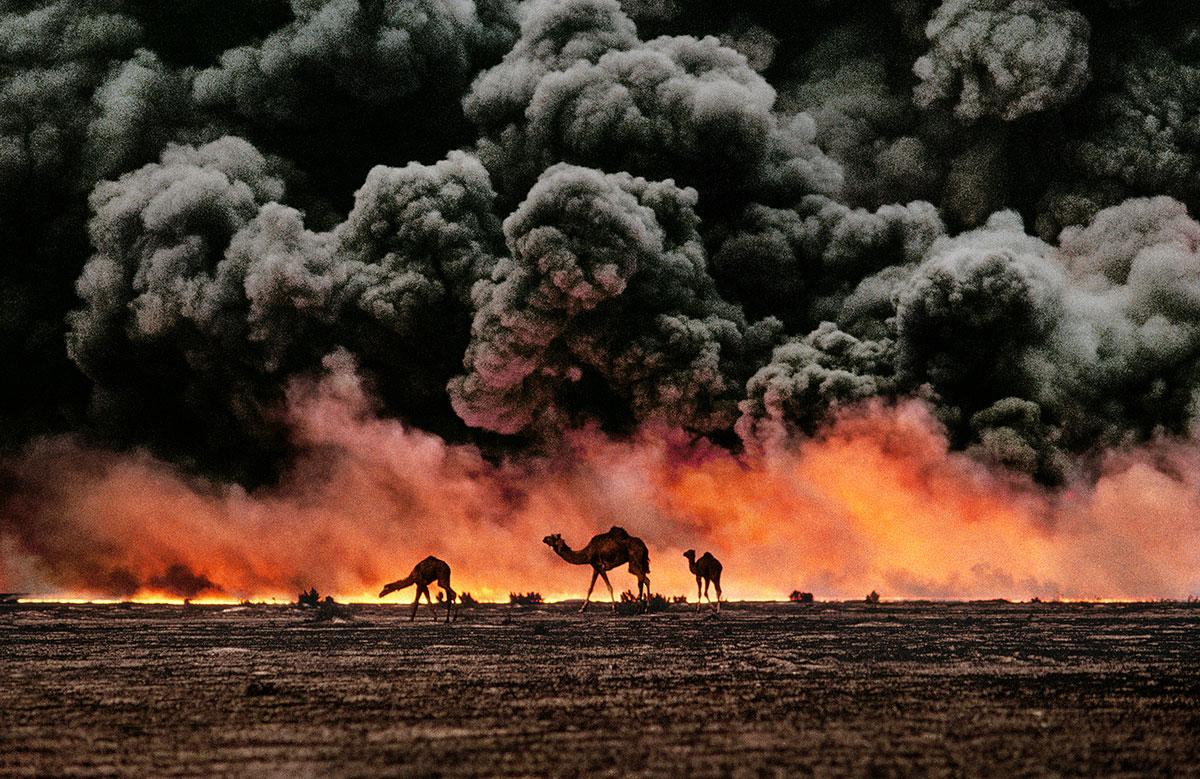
1, 601, 1196, 777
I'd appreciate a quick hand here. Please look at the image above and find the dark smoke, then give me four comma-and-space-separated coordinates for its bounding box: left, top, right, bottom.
0, 0, 1196, 492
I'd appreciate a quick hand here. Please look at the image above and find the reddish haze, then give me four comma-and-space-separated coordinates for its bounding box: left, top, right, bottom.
2, 353, 1198, 602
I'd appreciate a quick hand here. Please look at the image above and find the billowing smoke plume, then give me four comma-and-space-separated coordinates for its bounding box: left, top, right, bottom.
191, 0, 519, 197
463, 0, 841, 207
913, 0, 1091, 122
449, 163, 781, 436
1, 0, 1199, 599
778, 21, 944, 209
1038, 23, 1200, 234
67, 137, 503, 474
193, 0, 518, 126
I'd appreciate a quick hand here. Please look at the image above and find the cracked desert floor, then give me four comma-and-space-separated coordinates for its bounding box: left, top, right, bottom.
2, 601, 1197, 777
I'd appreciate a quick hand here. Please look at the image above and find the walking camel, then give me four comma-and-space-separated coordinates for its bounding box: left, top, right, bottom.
543, 526, 651, 612
683, 549, 723, 612
378, 555, 456, 623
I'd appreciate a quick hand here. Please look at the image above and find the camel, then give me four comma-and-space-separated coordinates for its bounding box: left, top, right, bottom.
378, 555, 456, 623
543, 526, 651, 612
683, 549, 722, 612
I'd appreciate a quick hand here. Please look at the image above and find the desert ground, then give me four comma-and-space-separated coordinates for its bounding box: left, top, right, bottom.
1, 600, 1196, 777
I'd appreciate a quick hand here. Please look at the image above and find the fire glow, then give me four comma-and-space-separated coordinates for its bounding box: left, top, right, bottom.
2, 357, 1198, 604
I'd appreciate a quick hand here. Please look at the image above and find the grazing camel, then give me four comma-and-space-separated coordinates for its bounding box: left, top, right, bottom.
683, 549, 723, 612
378, 555, 456, 623
543, 526, 651, 612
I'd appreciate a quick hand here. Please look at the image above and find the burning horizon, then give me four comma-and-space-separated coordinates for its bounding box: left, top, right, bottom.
3, 352, 1197, 604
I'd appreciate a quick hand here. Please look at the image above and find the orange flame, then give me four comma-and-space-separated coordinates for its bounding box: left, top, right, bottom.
2, 361, 1198, 603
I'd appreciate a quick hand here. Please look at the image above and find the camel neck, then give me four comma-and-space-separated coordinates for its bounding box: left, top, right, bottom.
555, 545, 591, 565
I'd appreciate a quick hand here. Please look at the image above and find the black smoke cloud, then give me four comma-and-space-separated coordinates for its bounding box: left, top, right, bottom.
0, 0, 1197, 487
448, 163, 780, 436
68, 138, 503, 475
912, 0, 1092, 122
463, 0, 841, 209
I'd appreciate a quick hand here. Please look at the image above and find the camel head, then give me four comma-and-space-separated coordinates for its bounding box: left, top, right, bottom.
378, 580, 404, 598
542, 533, 565, 552
682, 549, 696, 561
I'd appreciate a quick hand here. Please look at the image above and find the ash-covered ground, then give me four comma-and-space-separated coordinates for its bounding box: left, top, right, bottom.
1, 601, 1196, 777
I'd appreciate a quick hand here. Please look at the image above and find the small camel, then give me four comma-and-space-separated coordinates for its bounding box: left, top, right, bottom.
683, 549, 722, 612
543, 526, 651, 612
378, 555, 456, 623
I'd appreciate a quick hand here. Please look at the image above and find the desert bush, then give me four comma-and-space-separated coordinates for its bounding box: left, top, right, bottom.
458, 592, 479, 607
312, 596, 353, 622
509, 591, 544, 606
616, 590, 671, 615
865, 590, 881, 604
790, 591, 814, 603
297, 587, 321, 608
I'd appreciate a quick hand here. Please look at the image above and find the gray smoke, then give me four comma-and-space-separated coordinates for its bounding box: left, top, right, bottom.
778, 22, 944, 209
913, 0, 1091, 122
1039, 30, 1200, 236
463, 0, 841, 205
711, 195, 944, 332
193, 0, 519, 127
449, 162, 780, 435
0, 0, 1196, 488
737, 322, 895, 449
67, 137, 502, 468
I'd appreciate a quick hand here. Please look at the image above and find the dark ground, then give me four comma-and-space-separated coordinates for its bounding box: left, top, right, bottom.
0, 601, 1197, 777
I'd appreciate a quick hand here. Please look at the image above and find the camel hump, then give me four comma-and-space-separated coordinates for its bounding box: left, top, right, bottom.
420, 555, 448, 573
607, 525, 630, 538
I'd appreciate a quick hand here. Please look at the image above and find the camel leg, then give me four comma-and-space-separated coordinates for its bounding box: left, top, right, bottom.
696, 576, 703, 613
704, 578, 711, 608
424, 587, 438, 622
443, 586, 456, 624
599, 569, 615, 611
714, 579, 722, 613
631, 574, 647, 612
410, 587, 421, 622
580, 569, 600, 613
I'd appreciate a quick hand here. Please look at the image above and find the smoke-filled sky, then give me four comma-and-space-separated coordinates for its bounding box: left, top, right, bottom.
1, 0, 1198, 601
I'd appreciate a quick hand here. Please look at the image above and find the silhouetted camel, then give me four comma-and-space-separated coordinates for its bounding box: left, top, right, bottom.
683, 549, 723, 612
543, 526, 651, 612
379, 556, 456, 623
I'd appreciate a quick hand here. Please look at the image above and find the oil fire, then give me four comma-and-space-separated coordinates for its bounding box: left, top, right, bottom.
2, 355, 1198, 603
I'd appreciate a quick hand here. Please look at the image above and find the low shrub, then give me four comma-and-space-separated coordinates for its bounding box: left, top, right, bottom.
615, 590, 671, 615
